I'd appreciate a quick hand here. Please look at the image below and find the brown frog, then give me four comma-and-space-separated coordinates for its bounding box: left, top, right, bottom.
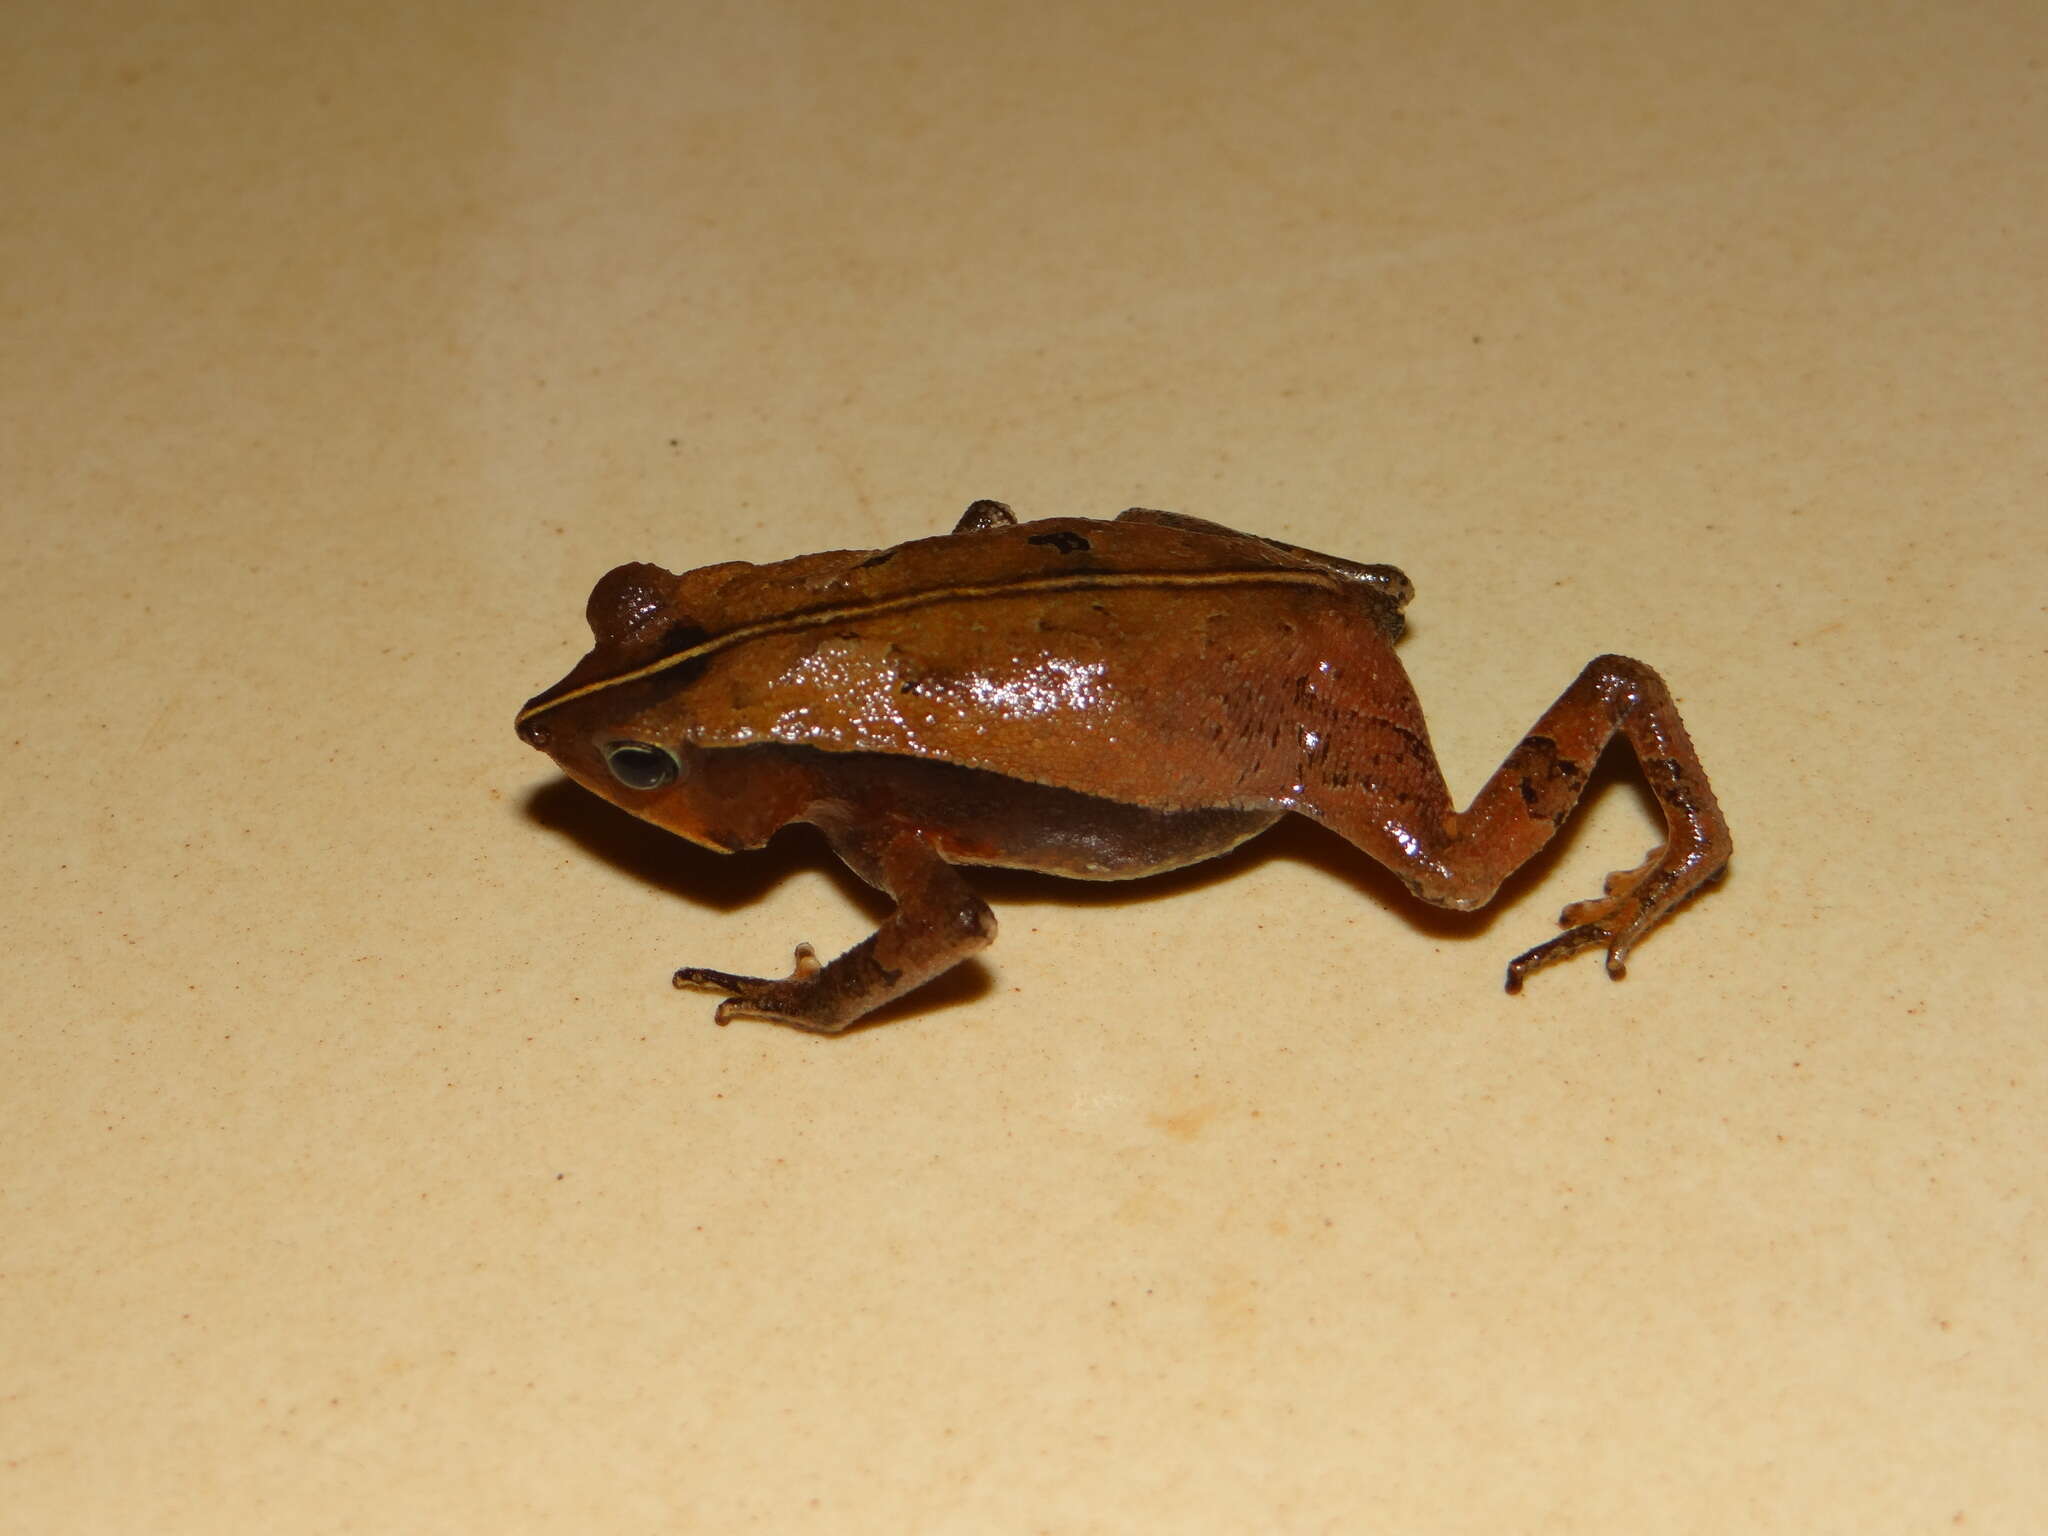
516, 502, 1730, 1032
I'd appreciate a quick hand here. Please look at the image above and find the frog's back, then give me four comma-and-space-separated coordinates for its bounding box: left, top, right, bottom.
532, 513, 1426, 813
664, 513, 1406, 628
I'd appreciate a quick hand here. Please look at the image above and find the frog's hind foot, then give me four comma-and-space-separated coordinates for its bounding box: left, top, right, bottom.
1503, 852, 1730, 993
1504, 924, 1613, 992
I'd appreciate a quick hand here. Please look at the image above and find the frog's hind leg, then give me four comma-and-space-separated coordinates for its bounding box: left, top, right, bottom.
1304, 654, 1731, 989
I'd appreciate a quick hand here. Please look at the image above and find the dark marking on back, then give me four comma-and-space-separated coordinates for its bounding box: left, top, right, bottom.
1028, 530, 1093, 555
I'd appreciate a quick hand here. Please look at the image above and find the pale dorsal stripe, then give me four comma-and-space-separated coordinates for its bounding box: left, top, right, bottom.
517, 566, 1342, 725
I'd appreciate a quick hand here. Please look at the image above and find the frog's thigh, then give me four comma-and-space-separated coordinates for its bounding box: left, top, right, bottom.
1275, 669, 1460, 886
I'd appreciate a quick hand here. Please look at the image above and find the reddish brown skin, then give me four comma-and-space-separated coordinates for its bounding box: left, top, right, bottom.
516, 502, 1731, 1032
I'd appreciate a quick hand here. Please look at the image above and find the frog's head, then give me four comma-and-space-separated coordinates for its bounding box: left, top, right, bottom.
516, 563, 747, 851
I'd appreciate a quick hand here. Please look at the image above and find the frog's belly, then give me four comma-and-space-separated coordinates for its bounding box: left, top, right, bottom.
946, 794, 1281, 879
818, 751, 1283, 880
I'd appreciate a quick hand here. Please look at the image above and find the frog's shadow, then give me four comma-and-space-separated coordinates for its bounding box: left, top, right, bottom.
521, 748, 1654, 1023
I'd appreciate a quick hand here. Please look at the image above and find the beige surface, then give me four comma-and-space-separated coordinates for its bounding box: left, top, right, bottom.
6, 1, 2044, 1529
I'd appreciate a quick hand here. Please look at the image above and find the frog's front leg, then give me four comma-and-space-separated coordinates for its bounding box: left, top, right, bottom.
673, 817, 995, 1033
1316, 654, 1730, 988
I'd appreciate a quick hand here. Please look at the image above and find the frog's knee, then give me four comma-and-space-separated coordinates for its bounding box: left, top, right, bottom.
1579, 653, 1670, 712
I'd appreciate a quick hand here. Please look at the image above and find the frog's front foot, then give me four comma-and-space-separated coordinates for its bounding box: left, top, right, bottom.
674, 942, 831, 1029
1503, 845, 1726, 992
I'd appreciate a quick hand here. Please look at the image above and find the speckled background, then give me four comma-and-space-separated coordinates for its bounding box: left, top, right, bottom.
6, 1, 2043, 1529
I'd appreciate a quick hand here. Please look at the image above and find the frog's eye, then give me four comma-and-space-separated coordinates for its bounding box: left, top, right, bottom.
602, 741, 680, 791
